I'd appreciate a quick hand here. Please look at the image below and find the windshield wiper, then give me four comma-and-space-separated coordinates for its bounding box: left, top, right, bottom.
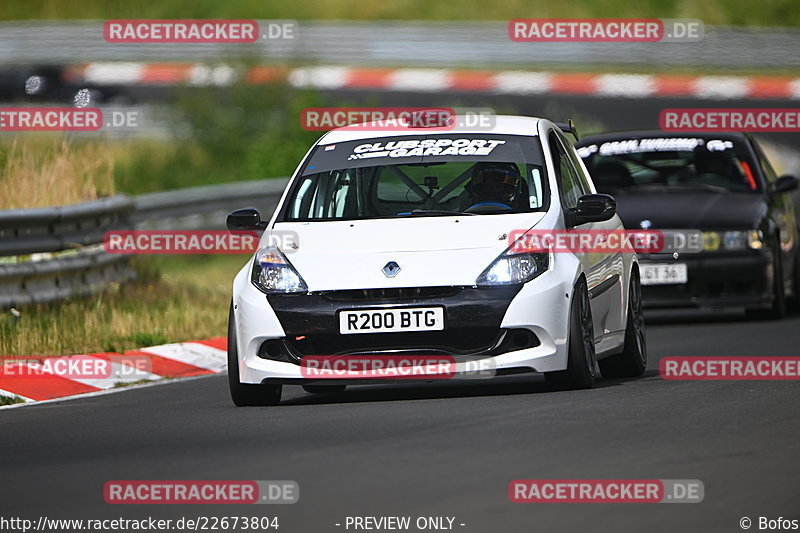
398, 209, 477, 216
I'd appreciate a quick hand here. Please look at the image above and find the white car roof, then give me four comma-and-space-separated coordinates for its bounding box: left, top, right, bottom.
318, 115, 544, 145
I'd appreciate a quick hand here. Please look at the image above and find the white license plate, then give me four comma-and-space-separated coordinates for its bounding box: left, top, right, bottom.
640, 263, 688, 285
339, 307, 445, 335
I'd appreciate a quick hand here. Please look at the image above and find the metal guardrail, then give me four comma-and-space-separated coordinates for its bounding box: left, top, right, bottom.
133, 178, 289, 230
0, 195, 135, 307
1, 21, 800, 69
0, 195, 133, 256
0, 178, 289, 308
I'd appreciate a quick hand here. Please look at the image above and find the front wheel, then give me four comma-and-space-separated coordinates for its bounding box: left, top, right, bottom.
747, 243, 786, 320
545, 278, 596, 390
599, 269, 647, 378
228, 305, 282, 406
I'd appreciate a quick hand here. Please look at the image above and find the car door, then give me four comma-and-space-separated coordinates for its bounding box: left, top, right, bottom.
548, 129, 615, 344
750, 138, 798, 280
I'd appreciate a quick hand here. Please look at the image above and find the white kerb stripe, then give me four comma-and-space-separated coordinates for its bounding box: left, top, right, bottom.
84, 62, 145, 85
139, 342, 227, 372
788, 79, 800, 99
491, 71, 553, 95
595, 74, 655, 97
693, 76, 750, 99
188, 65, 237, 86
389, 69, 452, 92
287, 66, 352, 89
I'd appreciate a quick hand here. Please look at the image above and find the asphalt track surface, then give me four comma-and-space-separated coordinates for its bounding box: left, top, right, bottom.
1, 308, 799, 533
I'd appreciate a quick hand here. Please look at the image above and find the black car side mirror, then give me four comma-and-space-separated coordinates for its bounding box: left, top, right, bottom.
227, 208, 268, 231
565, 194, 617, 227
772, 175, 799, 195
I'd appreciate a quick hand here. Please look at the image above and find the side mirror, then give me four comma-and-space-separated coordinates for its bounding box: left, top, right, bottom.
566, 194, 616, 227
227, 208, 268, 231
772, 175, 798, 195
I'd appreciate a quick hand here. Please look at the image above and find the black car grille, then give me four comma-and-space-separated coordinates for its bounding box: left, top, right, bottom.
280, 327, 539, 357
320, 286, 463, 302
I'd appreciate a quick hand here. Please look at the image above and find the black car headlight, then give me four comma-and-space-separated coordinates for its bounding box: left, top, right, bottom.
702, 230, 762, 251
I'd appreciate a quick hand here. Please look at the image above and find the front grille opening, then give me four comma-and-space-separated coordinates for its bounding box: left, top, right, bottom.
257, 340, 299, 363
510, 329, 538, 350
286, 327, 539, 357
320, 286, 463, 302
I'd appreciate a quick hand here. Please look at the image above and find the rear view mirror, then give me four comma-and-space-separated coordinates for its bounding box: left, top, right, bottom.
772, 175, 799, 195
227, 208, 268, 231
566, 194, 616, 227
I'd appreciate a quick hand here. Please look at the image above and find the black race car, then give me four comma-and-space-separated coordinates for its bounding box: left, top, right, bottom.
576, 131, 799, 318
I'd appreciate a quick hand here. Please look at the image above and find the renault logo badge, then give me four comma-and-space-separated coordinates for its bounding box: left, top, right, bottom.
382, 261, 401, 278
639, 219, 652, 229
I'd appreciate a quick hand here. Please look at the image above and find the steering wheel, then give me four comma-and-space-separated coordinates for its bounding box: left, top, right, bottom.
464, 202, 513, 214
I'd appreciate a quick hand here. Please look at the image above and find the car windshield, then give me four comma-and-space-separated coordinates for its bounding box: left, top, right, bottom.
577, 136, 761, 193
280, 133, 548, 221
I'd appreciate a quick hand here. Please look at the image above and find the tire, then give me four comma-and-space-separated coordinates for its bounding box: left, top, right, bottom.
599, 269, 647, 378
227, 305, 282, 406
303, 385, 347, 394
545, 278, 596, 390
747, 242, 786, 320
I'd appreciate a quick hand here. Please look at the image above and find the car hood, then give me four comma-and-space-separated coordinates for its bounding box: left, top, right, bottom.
613, 191, 767, 230
268, 213, 546, 291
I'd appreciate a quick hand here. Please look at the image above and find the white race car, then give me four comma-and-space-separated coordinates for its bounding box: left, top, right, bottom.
226, 115, 646, 406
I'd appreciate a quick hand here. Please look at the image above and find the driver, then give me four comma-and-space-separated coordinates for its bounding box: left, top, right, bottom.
693, 147, 733, 178
467, 162, 524, 210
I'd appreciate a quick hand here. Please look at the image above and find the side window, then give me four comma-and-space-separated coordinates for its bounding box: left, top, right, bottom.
751, 139, 778, 184
557, 131, 594, 195
548, 131, 583, 209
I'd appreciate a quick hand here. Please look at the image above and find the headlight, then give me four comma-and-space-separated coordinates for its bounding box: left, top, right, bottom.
723, 231, 747, 250
251, 248, 308, 294
746, 230, 763, 250
703, 230, 762, 251
702, 231, 721, 251
476, 251, 549, 286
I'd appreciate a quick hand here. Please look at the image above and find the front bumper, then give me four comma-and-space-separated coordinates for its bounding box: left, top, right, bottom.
639, 250, 772, 309
232, 269, 574, 384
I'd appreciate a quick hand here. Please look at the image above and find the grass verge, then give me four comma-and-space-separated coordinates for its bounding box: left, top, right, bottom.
0, 137, 116, 210
4, 0, 800, 27
0, 254, 247, 357
0, 84, 322, 203
0, 395, 26, 405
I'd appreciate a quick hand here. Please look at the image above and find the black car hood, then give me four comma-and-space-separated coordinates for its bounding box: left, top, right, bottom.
612, 191, 767, 230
